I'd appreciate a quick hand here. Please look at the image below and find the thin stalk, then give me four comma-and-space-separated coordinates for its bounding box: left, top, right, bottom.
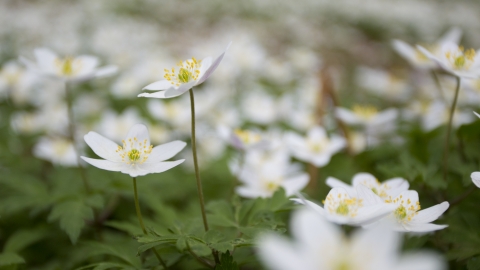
64, 82, 91, 193
431, 71, 447, 103
442, 76, 461, 182
132, 177, 168, 269
188, 89, 209, 232
188, 89, 220, 265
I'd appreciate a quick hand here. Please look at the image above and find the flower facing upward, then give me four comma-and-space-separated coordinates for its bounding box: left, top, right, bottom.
20, 48, 118, 82
418, 43, 480, 78
138, 42, 231, 99
81, 124, 186, 177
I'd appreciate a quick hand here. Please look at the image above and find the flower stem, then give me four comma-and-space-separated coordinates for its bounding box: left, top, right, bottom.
431, 71, 447, 104
132, 177, 168, 269
189, 89, 220, 265
64, 82, 91, 193
188, 89, 209, 232
442, 76, 461, 182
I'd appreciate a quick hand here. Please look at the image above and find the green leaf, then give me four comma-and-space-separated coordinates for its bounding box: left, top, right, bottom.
85, 194, 105, 209
0, 253, 25, 266
468, 257, 480, 270
105, 220, 142, 236
75, 262, 135, 270
214, 251, 239, 270
47, 199, 94, 244
207, 200, 237, 228
81, 242, 141, 268
4, 228, 49, 253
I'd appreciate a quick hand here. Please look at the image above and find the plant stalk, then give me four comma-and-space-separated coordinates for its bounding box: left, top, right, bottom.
442, 76, 461, 182
132, 177, 168, 269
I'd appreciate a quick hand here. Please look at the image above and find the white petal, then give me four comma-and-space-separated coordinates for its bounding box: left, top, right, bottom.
411, 202, 449, 224
19, 56, 40, 73
236, 185, 269, 198
196, 42, 231, 85
164, 81, 196, 98
471, 171, 480, 188
282, 174, 309, 196
80, 157, 124, 172
371, 109, 398, 126
352, 172, 378, 187
383, 177, 409, 194
356, 184, 383, 205
137, 159, 184, 175
94, 65, 118, 78
351, 224, 399, 267
326, 177, 352, 190
395, 252, 446, 270
336, 107, 362, 125
290, 198, 326, 216
438, 27, 462, 45
403, 223, 448, 232
148, 141, 187, 163
257, 234, 309, 270
34, 48, 58, 74
84, 131, 122, 162
138, 91, 168, 99
75, 55, 99, 75
125, 124, 150, 145
354, 203, 396, 225
391, 40, 417, 64
307, 126, 326, 140
142, 80, 174, 91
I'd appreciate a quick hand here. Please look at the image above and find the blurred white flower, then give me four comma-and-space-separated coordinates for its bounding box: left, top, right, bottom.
0, 60, 38, 105
418, 42, 480, 78
471, 172, 480, 188
293, 185, 395, 226
381, 190, 449, 233
326, 173, 409, 202
33, 137, 78, 167
336, 105, 398, 128
258, 208, 445, 270
218, 126, 267, 151
20, 48, 118, 82
138, 42, 231, 99
392, 27, 462, 69
285, 126, 345, 167
241, 90, 280, 125
355, 67, 412, 102
81, 124, 185, 177
96, 108, 146, 143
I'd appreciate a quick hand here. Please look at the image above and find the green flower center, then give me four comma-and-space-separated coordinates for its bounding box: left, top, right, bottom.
394, 205, 407, 220
336, 261, 352, 270
336, 203, 349, 216
455, 56, 465, 68
128, 149, 141, 162
61, 57, 74, 76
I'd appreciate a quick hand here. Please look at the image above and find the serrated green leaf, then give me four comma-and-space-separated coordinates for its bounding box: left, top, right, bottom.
207, 200, 237, 228
204, 230, 225, 243
210, 242, 234, 253
0, 252, 24, 266
4, 228, 49, 253
187, 238, 211, 257
81, 242, 141, 268
48, 199, 94, 244
85, 194, 105, 209
214, 251, 238, 270
105, 220, 142, 236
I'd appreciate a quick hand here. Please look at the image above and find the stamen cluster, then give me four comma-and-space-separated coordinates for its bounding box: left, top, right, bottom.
116, 137, 153, 165
164, 57, 202, 86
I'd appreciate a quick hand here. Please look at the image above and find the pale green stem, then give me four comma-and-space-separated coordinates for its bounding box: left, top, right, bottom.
431, 71, 447, 104
443, 76, 461, 182
132, 177, 168, 269
64, 82, 91, 193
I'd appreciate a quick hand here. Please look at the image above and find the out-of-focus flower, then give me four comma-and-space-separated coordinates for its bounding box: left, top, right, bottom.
138, 42, 231, 99
0, 60, 38, 105
381, 190, 449, 233
218, 126, 267, 151
418, 43, 480, 78
326, 173, 409, 202
241, 89, 280, 125
392, 27, 462, 69
355, 67, 412, 102
285, 126, 345, 167
33, 137, 78, 167
81, 124, 185, 177
293, 185, 395, 226
471, 172, 480, 188
96, 108, 146, 143
336, 105, 398, 128
20, 48, 118, 82
257, 208, 445, 270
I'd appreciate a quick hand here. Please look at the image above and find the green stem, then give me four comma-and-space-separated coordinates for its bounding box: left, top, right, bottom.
188, 89, 209, 232
132, 177, 168, 269
64, 82, 91, 193
189, 89, 220, 265
431, 71, 447, 103
442, 76, 461, 182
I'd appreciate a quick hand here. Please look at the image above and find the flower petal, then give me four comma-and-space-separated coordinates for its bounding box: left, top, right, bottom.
196, 42, 231, 85
125, 124, 150, 145
75, 55, 99, 76
138, 91, 168, 98
411, 202, 449, 224
257, 233, 310, 270
137, 159, 185, 175
471, 171, 480, 188
282, 174, 309, 196
142, 80, 174, 91
395, 252, 446, 270
403, 223, 448, 232
148, 140, 187, 163
34, 48, 58, 74
95, 65, 118, 78
80, 157, 124, 172
164, 81, 196, 98
84, 131, 122, 162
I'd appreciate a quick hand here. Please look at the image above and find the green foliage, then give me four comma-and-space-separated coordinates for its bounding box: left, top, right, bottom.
215, 252, 239, 270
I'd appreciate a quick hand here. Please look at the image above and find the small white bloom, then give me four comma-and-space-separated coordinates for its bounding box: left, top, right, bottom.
471, 172, 480, 188
336, 105, 398, 129
20, 48, 118, 82
33, 137, 78, 167
418, 42, 480, 79
382, 190, 449, 233
285, 126, 345, 167
81, 124, 185, 177
326, 173, 409, 202
356, 66, 412, 101
138, 42, 231, 99
392, 27, 462, 69
293, 185, 395, 226
257, 208, 446, 270
218, 126, 267, 151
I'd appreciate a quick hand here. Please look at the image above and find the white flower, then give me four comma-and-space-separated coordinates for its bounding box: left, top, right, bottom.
138, 42, 231, 99
235, 150, 308, 198
355, 66, 412, 101
285, 126, 346, 167
81, 124, 185, 177
20, 48, 118, 82
392, 27, 462, 69
257, 208, 446, 270
471, 172, 480, 188
418, 42, 480, 79
326, 173, 409, 202
336, 105, 398, 129
33, 137, 78, 167
382, 190, 449, 233
218, 126, 267, 151
293, 185, 395, 226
